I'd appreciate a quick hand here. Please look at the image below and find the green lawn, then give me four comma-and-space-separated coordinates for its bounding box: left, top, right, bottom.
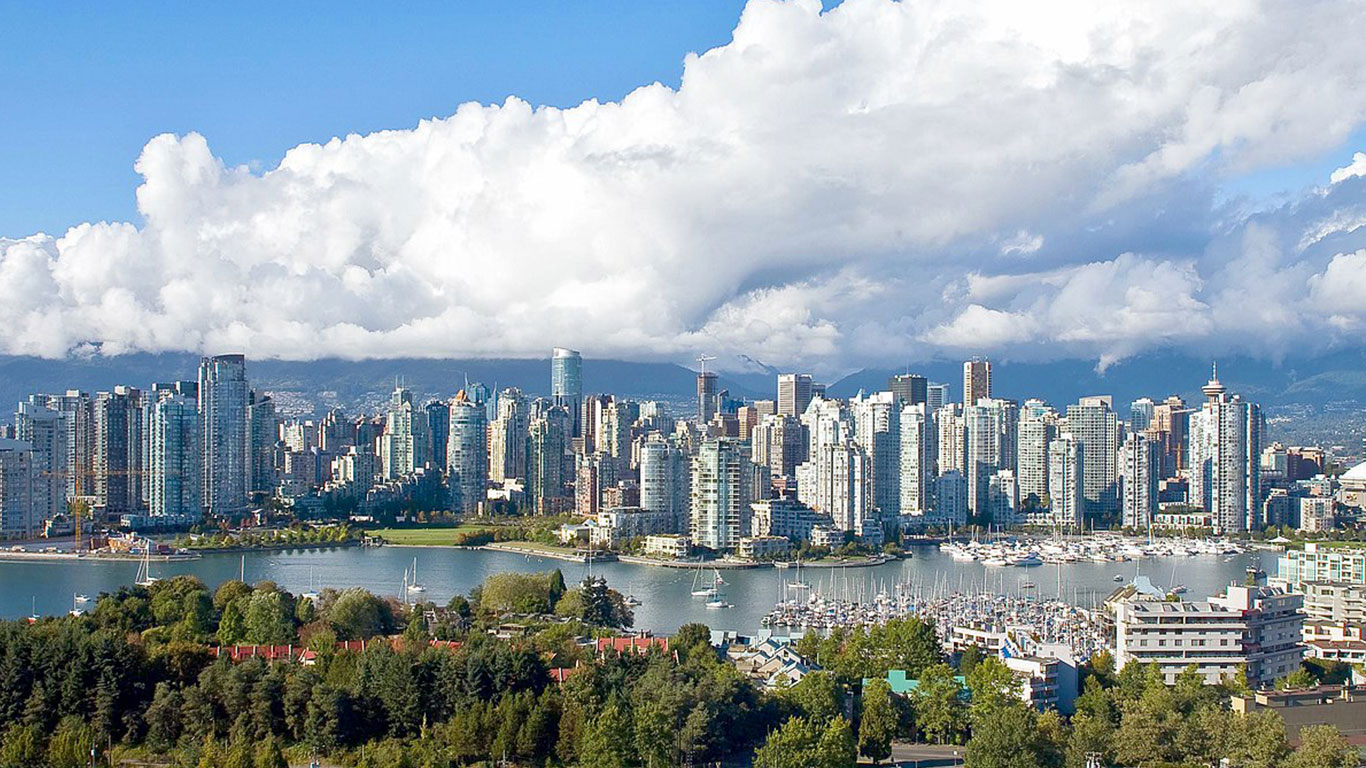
371, 526, 491, 546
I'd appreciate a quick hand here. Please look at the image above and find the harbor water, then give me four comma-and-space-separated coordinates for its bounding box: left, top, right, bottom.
0, 543, 1280, 634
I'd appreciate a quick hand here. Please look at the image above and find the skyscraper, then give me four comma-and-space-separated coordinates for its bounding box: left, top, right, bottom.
380, 385, 425, 479
888, 374, 928, 406
1066, 395, 1122, 525
797, 440, 871, 533
426, 400, 450, 470
1119, 432, 1158, 529
777, 373, 813, 417
1129, 397, 1156, 433
199, 355, 250, 516
1048, 434, 1084, 527
527, 401, 571, 513
851, 391, 900, 516
936, 404, 966, 476
15, 401, 66, 525
1016, 399, 1056, 511
963, 359, 992, 406
94, 386, 143, 515
1146, 395, 1190, 479
447, 391, 488, 514
551, 347, 583, 438
899, 404, 934, 515
640, 434, 690, 533
965, 398, 1017, 516
751, 414, 805, 479
0, 439, 35, 538
148, 390, 203, 518
690, 438, 758, 551
926, 383, 950, 413
489, 388, 528, 483
697, 371, 718, 423
1188, 367, 1261, 533
247, 390, 278, 498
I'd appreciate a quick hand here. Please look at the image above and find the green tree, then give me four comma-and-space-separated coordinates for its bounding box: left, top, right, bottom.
965, 657, 1018, 728
965, 703, 1053, 768
958, 645, 985, 675
579, 700, 635, 768
1276, 666, 1316, 690
45, 717, 96, 768
1226, 710, 1291, 768
753, 716, 857, 768
326, 588, 392, 639
244, 591, 295, 645
783, 671, 843, 725
911, 664, 966, 745
144, 682, 184, 752
858, 678, 896, 764
217, 599, 247, 646
0, 724, 45, 768
1286, 725, 1357, 768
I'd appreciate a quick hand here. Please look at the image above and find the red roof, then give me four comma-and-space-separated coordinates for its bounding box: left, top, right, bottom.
595, 636, 668, 654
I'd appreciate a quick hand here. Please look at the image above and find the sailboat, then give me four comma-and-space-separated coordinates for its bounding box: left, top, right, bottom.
406, 558, 426, 593
135, 542, 159, 587
69, 593, 86, 617
690, 564, 718, 597
705, 582, 732, 609
301, 568, 321, 603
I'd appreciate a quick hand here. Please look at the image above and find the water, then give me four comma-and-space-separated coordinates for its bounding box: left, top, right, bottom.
0, 545, 1280, 634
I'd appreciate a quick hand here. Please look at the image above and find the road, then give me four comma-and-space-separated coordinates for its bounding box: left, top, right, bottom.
883, 742, 965, 767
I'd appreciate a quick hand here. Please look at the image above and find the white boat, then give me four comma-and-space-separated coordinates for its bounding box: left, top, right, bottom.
624, 595, 642, 607
74, 593, 90, 604
982, 557, 1009, 567
705, 599, 731, 609
1012, 553, 1044, 567
135, 545, 159, 587
690, 564, 718, 597
406, 558, 426, 593
1113, 574, 1125, 582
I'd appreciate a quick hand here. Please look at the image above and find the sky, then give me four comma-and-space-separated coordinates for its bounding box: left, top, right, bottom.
3, 0, 1366, 376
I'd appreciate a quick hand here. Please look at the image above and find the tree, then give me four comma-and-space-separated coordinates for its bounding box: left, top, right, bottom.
579, 700, 635, 768
858, 679, 896, 764
959, 645, 985, 675
783, 671, 842, 725
673, 623, 713, 664
244, 591, 296, 645
326, 588, 392, 639
0, 724, 45, 768
965, 657, 1018, 728
1286, 725, 1357, 768
1276, 666, 1316, 691
1226, 710, 1291, 768
45, 717, 96, 768
911, 664, 966, 745
217, 599, 248, 646
965, 703, 1051, 768
144, 682, 184, 752
753, 716, 857, 768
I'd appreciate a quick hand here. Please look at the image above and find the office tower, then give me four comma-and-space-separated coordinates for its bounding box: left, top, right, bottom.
697, 371, 718, 423
425, 401, 450, 470
581, 393, 609, 454
199, 355, 250, 516
965, 398, 1017, 516
926, 383, 949, 413
1119, 432, 1159, 529
690, 438, 757, 551
1017, 400, 1056, 511
1188, 367, 1261, 533
736, 405, 759, 441
851, 391, 900, 516
753, 400, 777, 417
489, 388, 528, 482
963, 359, 992, 406
94, 387, 143, 515
148, 391, 202, 518
640, 435, 690, 533
447, 391, 488, 514
777, 373, 813, 417
247, 390, 278, 498
551, 347, 583, 438
752, 414, 805, 479
1048, 434, 1084, 527
899, 404, 934, 515
936, 404, 966, 475
15, 401, 66, 525
1065, 395, 1122, 525
1147, 395, 1191, 479
1129, 397, 1155, 433
935, 470, 968, 526
0, 439, 35, 538
811, 383, 827, 400
526, 401, 571, 513
888, 374, 928, 406
380, 385, 425, 479
988, 470, 1018, 526
575, 452, 617, 516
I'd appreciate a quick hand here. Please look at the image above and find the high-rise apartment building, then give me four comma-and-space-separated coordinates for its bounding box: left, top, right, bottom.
1048, 434, 1084, 527
962, 359, 992, 406
199, 355, 250, 516
691, 438, 758, 551
527, 401, 571, 513
640, 434, 690, 533
15, 401, 66, 525
988, 470, 1018, 526
94, 387, 143, 515
247, 390, 277, 498
1146, 395, 1190, 478
965, 398, 1017, 515
751, 414, 805, 479
777, 373, 813, 417
797, 440, 871, 533
851, 391, 900, 516
899, 404, 934, 516
1066, 396, 1121, 525
489, 388, 528, 483
380, 386, 426, 479
551, 347, 583, 438
1017, 400, 1056, 511
1129, 397, 1155, 433
1188, 368, 1261, 533
936, 404, 966, 476
575, 452, 617, 516
425, 401, 450, 470
148, 391, 203, 518
0, 439, 35, 538
888, 374, 928, 406
935, 470, 968, 526
447, 391, 488, 514
1119, 432, 1159, 529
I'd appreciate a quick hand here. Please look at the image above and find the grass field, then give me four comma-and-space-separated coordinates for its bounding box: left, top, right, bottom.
371, 526, 490, 546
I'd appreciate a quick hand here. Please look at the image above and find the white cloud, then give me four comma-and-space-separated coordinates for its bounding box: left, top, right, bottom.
3, 0, 1366, 373
1330, 152, 1366, 184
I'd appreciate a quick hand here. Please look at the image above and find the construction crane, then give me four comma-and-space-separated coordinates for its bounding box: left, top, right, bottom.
40, 467, 167, 553
696, 354, 716, 375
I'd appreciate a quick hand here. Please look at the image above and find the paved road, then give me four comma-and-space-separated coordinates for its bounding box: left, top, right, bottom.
883, 742, 965, 767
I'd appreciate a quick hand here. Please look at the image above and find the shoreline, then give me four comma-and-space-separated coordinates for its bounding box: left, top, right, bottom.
0, 551, 201, 563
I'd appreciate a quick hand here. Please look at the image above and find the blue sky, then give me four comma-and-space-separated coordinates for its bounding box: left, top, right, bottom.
0, 1, 763, 237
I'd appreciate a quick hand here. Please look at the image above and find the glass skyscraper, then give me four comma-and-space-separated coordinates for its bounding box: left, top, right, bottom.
551, 347, 583, 438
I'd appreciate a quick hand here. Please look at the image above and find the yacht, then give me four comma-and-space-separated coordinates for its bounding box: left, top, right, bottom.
406, 558, 426, 593
690, 564, 718, 597
135, 544, 159, 587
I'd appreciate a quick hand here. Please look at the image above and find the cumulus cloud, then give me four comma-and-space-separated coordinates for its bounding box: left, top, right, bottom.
4, 0, 1366, 374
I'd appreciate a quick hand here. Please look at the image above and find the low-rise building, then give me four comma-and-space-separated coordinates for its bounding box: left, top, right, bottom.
1303, 621, 1366, 665
643, 534, 691, 559
1275, 543, 1366, 589
592, 506, 673, 547
1114, 584, 1304, 686
1300, 581, 1366, 624
1231, 685, 1366, 742
751, 498, 833, 541
810, 525, 844, 549
737, 535, 791, 561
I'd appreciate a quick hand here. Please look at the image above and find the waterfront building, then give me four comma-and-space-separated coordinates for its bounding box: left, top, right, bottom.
797, 440, 871, 534
1017, 400, 1056, 511
1300, 583, 1366, 625
852, 391, 900, 516
643, 533, 691, 558
527, 401, 572, 513
94, 387, 143, 515
1119, 432, 1159, 529
1115, 584, 1303, 686
738, 535, 791, 560
988, 470, 1018, 526
690, 438, 758, 551
1188, 368, 1261, 533
1065, 395, 1121, 525
199, 355, 250, 516
899, 404, 934, 516
551, 347, 583, 438
593, 506, 673, 547
935, 470, 968, 526
888, 374, 928, 406
148, 391, 202, 518
0, 439, 35, 538
14, 401, 65, 526
777, 373, 813, 417
1048, 434, 1084, 527
1275, 543, 1366, 589
965, 398, 1017, 515
447, 391, 488, 514
963, 359, 992, 406
489, 388, 528, 483
750, 498, 832, 541
639, 434, 689, 533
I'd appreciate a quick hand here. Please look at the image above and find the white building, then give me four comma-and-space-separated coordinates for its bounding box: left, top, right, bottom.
1188, 368, 1261, 533
965, 398, 1017, 516
379, 386, 427, 480
935, 470, 969, 526
851, 391, 900, 517
1065, 396, 1121, 525
1299, 497, 1335, 533
988, 470, 1018, 526
899, 404, 934, 516
639, 434, 689, 533
1119, 432, 1159, 529
798, 441, 871, 534
690, 439, 758, 551
1048, 435, 1084, 527
1115, 584, 1303, 686
1016, 400, 1056, 511
643, 534, 691, 558
750, 498, 832, 541
936, 404, 966, 476
489, 388, 528, 483
738, 535, 791, 560
592, 506, 673, 547
447, 392, 488, 514
148, 392, 203, 518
